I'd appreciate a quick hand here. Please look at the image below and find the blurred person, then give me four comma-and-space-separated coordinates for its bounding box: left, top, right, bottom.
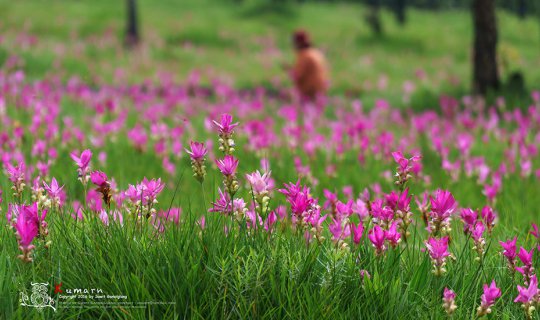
287, 30, 329, 101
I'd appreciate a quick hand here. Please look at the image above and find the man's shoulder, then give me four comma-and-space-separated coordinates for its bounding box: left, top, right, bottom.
300, 48, 324, 61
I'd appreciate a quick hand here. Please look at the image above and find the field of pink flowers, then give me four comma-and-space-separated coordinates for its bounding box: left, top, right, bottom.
0, 65, 539, 318
1, 1, 540, 319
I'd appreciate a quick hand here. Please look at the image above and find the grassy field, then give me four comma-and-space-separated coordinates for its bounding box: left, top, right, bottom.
0, 0, 539, 319
0, 0, 539, 104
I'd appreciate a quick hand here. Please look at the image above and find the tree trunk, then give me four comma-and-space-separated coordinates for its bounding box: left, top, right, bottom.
366, 0, 383, 36
517, 0, 526, 19
125, 0, 140, 48
394, 0, 406, 25
472, 0, 499, 95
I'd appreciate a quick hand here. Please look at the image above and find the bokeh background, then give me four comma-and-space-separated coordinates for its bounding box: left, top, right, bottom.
0, 0, 538, 107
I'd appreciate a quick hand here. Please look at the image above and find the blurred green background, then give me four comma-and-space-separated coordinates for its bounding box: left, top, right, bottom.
0, 0, 538, 106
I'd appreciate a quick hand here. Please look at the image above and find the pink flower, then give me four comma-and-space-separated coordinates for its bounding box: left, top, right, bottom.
70, 149, 92, 175
245, 170, 271, 195
306, 210, 327, 231
442, 288, 457, 315
139, 177, 165, 205
90, 171, 108, 186
471, 221, 485, 242
216, 155, 239, 176
336, 201, 353, 220
213, 114, 239, 135
481, 206, 497, 233
428, 190, 457, 235
125, 184, 142, 203
370, 199, 394, 225
477, 280, 501, 316
443, 287, 456, 301
86, 189, 103, 212
5, 163, 25, 184
323, 189, 338, 210
396, 188, 411, 212
430, 190, 457, 219
198, 216, 206, 229
152, 208, 182, 232
518, 247, 534, 266
516, 247, 535, 283
159, 208, 182, 225
264, 211, 277, 232
273, 205, 287, 220
385, 220, 401, 247
72, 201, 84, 221
14, 208, 38, 248
245, 209, 262, 229
425, 236, 450, 264
391, 151, 421, 185
209, 188, 232, 214
351, 222, 364, 245
514, 275, 538, 304
391, 151, 421, 173
99, 210, 123, 227
460, 208, 477, 234
368, 225, 386, 254
14, 203, 44, 262
499, 237, 517, 263
279, 180, 319, 225
43, 177, 64, 200
6, 203, 21, 224
329, 219, 350, 242
531, 223, 539, 239
127, 125, 148, 150
185, 141, 207, 161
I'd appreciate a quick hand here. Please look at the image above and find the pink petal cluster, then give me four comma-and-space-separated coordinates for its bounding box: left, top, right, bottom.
185, 141, 207, 161
477, 281, 501, 316
442, 288, 457, 315
425, 236, 450, 275
216, 155, 239, 176
213, 114, 239, 135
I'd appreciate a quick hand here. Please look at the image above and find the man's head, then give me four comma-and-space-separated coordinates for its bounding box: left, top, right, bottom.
293, 30, 311, 50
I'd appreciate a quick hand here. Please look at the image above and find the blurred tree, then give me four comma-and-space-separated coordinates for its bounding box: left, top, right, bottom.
365, 0, 383, 35
393, 0, 407, 25
125, 0, 140, 48
517, 0, 526, 18
472, 0, 499, 95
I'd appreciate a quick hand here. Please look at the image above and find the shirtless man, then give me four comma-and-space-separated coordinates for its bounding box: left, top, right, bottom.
290, 30, 329, 101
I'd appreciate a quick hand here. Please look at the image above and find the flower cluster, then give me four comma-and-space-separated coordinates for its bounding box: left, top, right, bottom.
5, 163, 26, 199
214, 114, 238, 155
500, 237, 518, 273
217, 155, 240, 197
391, 151, 420, 188
428, 189, 457, 236
442, 288, 457, 315
186, 141, 207, 183
91, 171, 112, 208
425, 236, 451, 276
10, 203, 49, 262
70, 149, 92, 184
246, 170, 272, 219
476, 280, 501, 317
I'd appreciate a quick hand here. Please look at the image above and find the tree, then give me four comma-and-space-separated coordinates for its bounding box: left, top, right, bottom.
365, 0, 383, 36
393, 0, 406, 25
517, 0, 526, 19
472, 0, 500, 95
125, 0, 140, 48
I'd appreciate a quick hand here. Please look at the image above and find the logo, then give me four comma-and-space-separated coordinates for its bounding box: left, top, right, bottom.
20, 283, 56, 312
54, 282, 63, 294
